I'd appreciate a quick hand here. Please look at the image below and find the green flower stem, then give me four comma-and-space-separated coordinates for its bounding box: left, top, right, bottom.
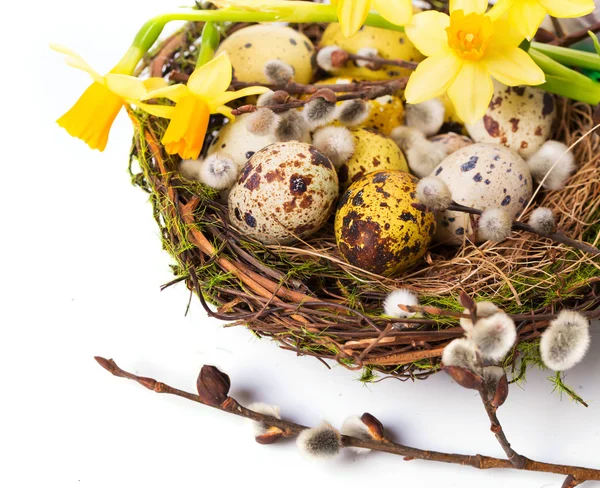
119, 4, 403, 74
197, 22, 220, 68
531, 41, 600, 71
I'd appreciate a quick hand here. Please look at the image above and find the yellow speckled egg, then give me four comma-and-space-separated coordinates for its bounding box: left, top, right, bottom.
335, 171, 436, 276
338, 128, 409, 190
216, 25, 315, 84
315, 77, 404, 135
320, 25, 424, 80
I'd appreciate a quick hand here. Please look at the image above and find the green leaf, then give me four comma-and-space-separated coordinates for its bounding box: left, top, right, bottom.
588, 30, 600, 56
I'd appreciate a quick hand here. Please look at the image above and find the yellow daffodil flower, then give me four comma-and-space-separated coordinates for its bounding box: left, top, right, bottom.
52, 44, 165, 151
405, 0, 545, 123
330, 0, 413, 37
140, 52, 269, 160
489, 0, 595, 40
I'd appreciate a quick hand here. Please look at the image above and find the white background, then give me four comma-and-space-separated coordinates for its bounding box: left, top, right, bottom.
1, 1, 599, 487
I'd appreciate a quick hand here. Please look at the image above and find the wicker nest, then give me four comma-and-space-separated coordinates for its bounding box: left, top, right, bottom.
128, 19, 600, 382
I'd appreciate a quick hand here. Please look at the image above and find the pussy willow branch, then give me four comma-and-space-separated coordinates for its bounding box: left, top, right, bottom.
550, 20, 600, 47
460, 298, 526, 469
444, 202, 600, 257
231, 79, 406, 115
95, 357, 600, 484
325, 48, 419, 71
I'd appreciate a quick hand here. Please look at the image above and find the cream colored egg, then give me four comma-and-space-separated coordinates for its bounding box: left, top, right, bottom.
466, 81, 557, 158
432, 143, 533, 244
228, 141, 339, 244
207, 114, 278, 170
320, 24, 424, 81
216, 25, 315, 84
429, 132, 474, 157
338, 128, 408, 190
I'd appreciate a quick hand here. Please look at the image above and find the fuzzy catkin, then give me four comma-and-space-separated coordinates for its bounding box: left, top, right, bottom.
416, 176, 453, 211
296, 423, 341, 460
311, 126, 355, 169
264, 60, 294, 84
469, 313, 517, 361
383, 288, 419, 318
442, 338, 477, 370
478, 208, 512, 242
540, 310, 590, 371
405, 98, 445, 137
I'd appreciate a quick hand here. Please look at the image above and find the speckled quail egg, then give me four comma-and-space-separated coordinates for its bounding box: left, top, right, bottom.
228, 141, 339, 244
338, 128, 409, 190
466, 81, 557, 158
207, 114, 278, 170
335, 171, 436, 276
315, 77, 405, 135
430, 132, 474, 157
432, 143, 533, 244
216, 25, 316, 84
320, 25, 424, 81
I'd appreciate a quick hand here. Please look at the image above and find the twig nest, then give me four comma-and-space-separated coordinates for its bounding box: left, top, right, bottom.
429, 132, 474, 157
208, 114, 278, 170
465, 81, 557, 158
337, 128, 408, 190
319, 24, 423, 80
215, 25, 315, 84
228, 141, 339, 245
432, 143, 533, 245
540, 310, 591, 371
314, 77, 405, 135
335, 171, 436, 276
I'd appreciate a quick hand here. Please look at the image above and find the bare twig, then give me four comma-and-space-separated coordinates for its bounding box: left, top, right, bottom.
96, 358, 600, 484
550, 20, 600, 47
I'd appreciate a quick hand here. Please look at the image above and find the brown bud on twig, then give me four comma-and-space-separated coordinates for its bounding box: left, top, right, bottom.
443, 366, 484, 390
492, 374, 509, 408
255, 427, 284, 445
331, 49, 350, 68
361, 413, 385, 441
196, 365, 231, 406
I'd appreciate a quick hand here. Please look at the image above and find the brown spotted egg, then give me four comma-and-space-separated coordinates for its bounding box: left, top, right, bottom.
228, 141, 339, 245
207, 114, 278, 170
338, 128, 409, 190
466, 81, 556, 158
216, 25, 316, 84
335, 171, 436, 276
432, 143, 533, 245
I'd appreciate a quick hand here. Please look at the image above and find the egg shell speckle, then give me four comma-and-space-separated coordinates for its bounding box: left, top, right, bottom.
320, 25, 424, 80
228, 141, 339, 245
466, 82, 556, 158
314, 77, 405, 135
335, 171, 436, 276
208, 114, 278, 170
338, 128, 409, 190
432, 143, 533, 244
216, 25, 315, 84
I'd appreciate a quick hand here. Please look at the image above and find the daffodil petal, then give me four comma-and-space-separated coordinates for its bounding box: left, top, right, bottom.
105, 74, 148, 102
214, 105, 235, 120
372, 0, 413, 26
489, 18, 526, 48
209, 85, 270, 108
57, 81, 123, 151
137, 102, 176, 119
538, 0, 595, 18
143, 77, 169, 91
487, 0, 515, 20
50, 43, 103, 82
508, 0, 546, 39
405, 11, 451, 57
143, 84, 189, 103
162, 96, 197, 145
337, 0, 371, 38
447, 62, 493, 123
405, 53, 462, 104
484, 46, 546, 86
449, 0, 488, 15
187, 52, 232, 99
